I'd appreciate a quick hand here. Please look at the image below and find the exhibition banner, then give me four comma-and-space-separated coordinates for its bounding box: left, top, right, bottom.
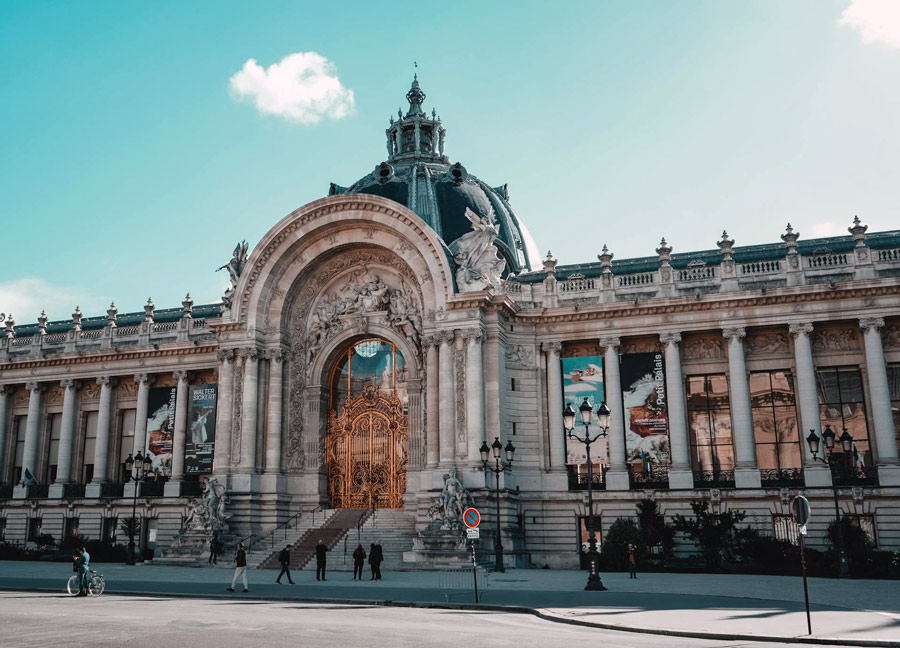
145, 386, 176, 477
620, 352, 670, 464
186, 384, 217, 475
561, 355, 608, 465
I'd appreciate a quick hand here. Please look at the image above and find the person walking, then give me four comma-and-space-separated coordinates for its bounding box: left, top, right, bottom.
73, 546, 91, 596
315, 539, 329, 581
352, 543, 366, 580
227, 542, 249, 592
276, 544, 294, 584
370, 541, 384, 580
627, 543, 637, 579
208, 535, 219, 565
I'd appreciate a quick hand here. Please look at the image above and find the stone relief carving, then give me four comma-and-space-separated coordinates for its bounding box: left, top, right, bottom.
46, 386, 64, 406
622, 339, 660, 354
231, 359, 244, 467
117, 381, 138, 400
217, 240, 249, 310
883, 324, 900, 348
455, 334, 467, 458
449, 207, 506, 292
747, 331, 790, 355
81, 383, 101, 402
682, 336, 725, 359
813, 327, 860, 352
181, 477, 231, 534
505, 344, 534, 367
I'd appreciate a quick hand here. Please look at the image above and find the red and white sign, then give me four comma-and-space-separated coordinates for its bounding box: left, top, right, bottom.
463, 507, 480, 528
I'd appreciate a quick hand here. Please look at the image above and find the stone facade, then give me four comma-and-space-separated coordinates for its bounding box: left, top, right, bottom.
2, 81, 900, 567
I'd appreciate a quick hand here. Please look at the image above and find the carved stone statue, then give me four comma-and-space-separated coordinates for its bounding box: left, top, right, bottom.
426, 468, 473, 531
217, 240, 249, 308
450, 207, 506, 292
181, 477, 230, 535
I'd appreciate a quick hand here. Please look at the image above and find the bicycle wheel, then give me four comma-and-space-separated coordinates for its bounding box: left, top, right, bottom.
88, 575, 104, 597
66, 574, 81, 596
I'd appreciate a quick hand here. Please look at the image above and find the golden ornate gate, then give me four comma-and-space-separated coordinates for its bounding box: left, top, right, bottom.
326, 384, 408, 509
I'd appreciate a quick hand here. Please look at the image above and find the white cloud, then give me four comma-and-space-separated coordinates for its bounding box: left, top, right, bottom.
229, 51, 356, 124
810, 222, 846, 238
0, 278, 100, 325
839, 0, 900, 48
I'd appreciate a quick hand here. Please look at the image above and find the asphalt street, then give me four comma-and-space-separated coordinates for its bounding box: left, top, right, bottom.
0, 592, 831, 648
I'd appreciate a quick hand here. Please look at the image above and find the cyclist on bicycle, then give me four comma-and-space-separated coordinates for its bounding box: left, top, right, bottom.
73, 546, 91, 597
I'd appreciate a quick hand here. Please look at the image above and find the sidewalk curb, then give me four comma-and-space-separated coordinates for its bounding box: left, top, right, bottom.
3, 585, 897, 648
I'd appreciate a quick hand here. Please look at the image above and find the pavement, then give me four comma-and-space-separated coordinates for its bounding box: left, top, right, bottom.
1, 561, 898, 646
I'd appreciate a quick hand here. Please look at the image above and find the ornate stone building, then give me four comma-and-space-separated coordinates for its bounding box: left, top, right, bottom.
2, 77, 899, 567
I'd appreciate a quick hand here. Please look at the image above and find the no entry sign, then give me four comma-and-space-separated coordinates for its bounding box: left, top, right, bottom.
463, 507, 480, 528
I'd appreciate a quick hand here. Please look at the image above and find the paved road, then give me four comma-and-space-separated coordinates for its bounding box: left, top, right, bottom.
0, 592, 832, 648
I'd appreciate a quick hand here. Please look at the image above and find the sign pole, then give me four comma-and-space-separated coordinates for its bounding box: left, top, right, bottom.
471, 540, 479, 603
799, 528, 812, 635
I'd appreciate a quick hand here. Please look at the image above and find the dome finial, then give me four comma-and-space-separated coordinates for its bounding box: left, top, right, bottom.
405, 68, 426, 118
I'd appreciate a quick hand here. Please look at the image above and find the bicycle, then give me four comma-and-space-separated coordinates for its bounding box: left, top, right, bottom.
67, 569, 105, 597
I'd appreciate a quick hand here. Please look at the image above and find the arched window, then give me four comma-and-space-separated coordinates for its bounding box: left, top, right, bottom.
329, 338, 408, 413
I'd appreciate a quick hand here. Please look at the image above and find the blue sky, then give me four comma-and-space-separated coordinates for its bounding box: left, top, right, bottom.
1, 0, 899, 321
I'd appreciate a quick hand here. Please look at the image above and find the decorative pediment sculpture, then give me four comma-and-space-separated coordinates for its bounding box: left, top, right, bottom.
217, 240, 249, 309
450, 207, 506, 292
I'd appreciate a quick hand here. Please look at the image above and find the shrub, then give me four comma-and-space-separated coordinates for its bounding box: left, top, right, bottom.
33, 533, 56, 550
826, 517, 875, 577
672, 501, 747, 570
600, 517, 643, 571
635, 498, 675, 562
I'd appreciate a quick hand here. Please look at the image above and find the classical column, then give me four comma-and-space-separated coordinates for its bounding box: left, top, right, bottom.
424, 336, 440, 468
600, 337, 629, 490
724, 327, 760, 488
239, 348, 259, 473
55, 379, 80, 484
131, 374, 153, 457
545, 342, 566, 470
660, 333, 693, 489
169, 370, 190, 481
465, 329, 485, 464
265, 349, 285, 474
0, 385, 10, 482
213, 349, 235, 474
859, 317, 900, 485
21, 382, 46, 483
790, 322, 829, 486
91, 376, 116, 483
438, 331, 456, 465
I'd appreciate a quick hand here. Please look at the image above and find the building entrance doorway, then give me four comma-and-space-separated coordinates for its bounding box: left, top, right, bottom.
326, 339, 409, 509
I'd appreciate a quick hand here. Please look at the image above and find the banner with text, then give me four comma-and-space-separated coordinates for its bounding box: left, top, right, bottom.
145, 386, 176, 478
186, 384, 218, 475
620, 352, 670, 465
561, 355, 608, 465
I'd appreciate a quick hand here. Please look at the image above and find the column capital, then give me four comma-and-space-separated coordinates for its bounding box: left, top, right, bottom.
859, 317, 885, 333
0, 384, 14, 397
789, 322, 814, 338
25, 381, 47, 393
660, 332, 681, 346
541, 341, 562, 355
95, 375, 117, 388
173, 369, 190, 383
421, 334, 438, 348
462, 328, 483, 344
239, 347, 259, 361
60, 378, 82, 390
599, 336, 621, 350
216, 348, 235, 363
133, 373, 155, 387
438, 330, 455, 345
264, 348, 287, 363
722, 327, 746, 341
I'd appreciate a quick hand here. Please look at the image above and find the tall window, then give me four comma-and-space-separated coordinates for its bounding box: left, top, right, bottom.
329, 339, 408, 412
82, 412, 99, 483
13, 416, 27, 483
46, 414, 62, 483
686, 374, 734, 474
816, 367, 872, 467
750, 371, 802, 473
888, 364, 900, 456
118, 409, 136, 481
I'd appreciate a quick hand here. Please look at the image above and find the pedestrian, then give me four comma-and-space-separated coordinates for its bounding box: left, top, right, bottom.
73, 546, 90, 596
368, 543, 377, 580
627, 543, 637, 579
276, 544, 294, 584
352, 543, 366, 580
315, 539, 329, 581
370, 541, 384, 580
208, 535, 219, 565
227, 542, 249, 592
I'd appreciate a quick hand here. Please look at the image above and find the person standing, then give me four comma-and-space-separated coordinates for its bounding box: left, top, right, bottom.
627, 543, 637, 579
276, 544, 294, 584
315, 539, 329, 581
368, 543, 377, 580
208, 535, 219, 565
227, 542, 249, 592
73, 546, 91, 596
370, 541, 384, 580
352, 543, 366, 581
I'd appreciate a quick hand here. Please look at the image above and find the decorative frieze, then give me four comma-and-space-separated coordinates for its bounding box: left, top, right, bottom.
505, 344, 534, 366
746, 331, 790, 355
682, 335, 725, 359
812, 326, 860, 352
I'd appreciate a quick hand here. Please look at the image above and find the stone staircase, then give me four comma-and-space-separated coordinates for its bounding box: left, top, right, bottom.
326, 508, 418, 571
255, 508, 371, 571
243, 508, 337, 569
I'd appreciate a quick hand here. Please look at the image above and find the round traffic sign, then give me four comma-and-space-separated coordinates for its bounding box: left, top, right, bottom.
463, 507, 480, 528
791, 495, 810, 527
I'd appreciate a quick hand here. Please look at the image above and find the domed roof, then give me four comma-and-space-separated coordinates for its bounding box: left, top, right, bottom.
329, 77, 540, 276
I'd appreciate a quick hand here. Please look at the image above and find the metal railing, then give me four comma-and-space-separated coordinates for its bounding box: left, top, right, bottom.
760, 468, 804, 487
628, 465, 670, 490
139, 481, 166, 497
692, 469, 736, 488
63, 483, 86, 498
257, 505, 328, 550
438, 567, 489, 602
100, 483, 125, 498
25, 484, 49, 499
566, 465, 606, 491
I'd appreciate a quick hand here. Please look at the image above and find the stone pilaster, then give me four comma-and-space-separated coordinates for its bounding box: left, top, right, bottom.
723, 327, 761, 488
660, 333, 693, 489
54, 379, 81, 485
600, 337, 629, 490
21, 381, 46, 484
238, 348, 259, 474
464, 329, 485, 464
264, 349, 285, 475
213, 349, 235, 475
423, 335, 440, 468
438, 331, 456, 465
169, 369, 190, 482
859, 317, 900, 485
0, 385, 10, 483
132, 374, 154, 458
790, 322, 830, 487
91, 376, 116, 484
544, 341, 565, 471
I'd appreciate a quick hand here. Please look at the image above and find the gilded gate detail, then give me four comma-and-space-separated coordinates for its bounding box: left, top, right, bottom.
326, 384, 408, 508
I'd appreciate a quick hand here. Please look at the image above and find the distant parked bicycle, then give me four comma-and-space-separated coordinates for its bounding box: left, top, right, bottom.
67, 569, 105, 597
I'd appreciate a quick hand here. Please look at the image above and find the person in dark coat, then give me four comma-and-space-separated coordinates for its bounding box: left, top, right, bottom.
315, 539, 329, 581
208, 536, 219, 565
276, 544, 294, 584
369, 541, 384, 580
352, 543, 366, 580
227, 542, 248, 592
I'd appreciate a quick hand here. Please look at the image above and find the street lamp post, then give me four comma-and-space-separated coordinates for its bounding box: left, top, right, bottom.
805, 425, 853, 578
123, 452, 153, 566
480, 437, 515, 573
563, 397, 609, 591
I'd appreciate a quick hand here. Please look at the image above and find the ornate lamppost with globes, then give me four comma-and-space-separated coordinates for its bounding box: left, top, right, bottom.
563, 397, 609, 591
123, 452, 153, 566
480, 437, 515, 573
805, 425, 854, 578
